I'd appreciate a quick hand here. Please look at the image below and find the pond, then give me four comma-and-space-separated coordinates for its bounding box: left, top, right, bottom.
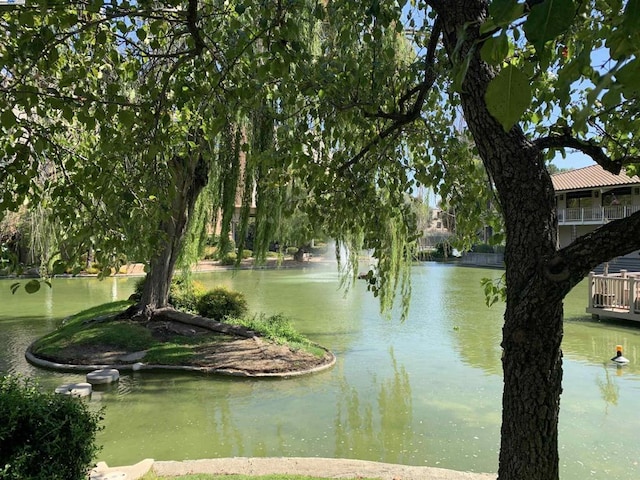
1, 263, 640, 479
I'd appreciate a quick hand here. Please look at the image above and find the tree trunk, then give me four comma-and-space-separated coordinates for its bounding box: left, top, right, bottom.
439, 4, 565, 479
137, 152, 209, 316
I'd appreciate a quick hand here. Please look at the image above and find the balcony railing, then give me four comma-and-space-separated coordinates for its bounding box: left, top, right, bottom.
587, 271, 640, 321
558, 205, 640, 224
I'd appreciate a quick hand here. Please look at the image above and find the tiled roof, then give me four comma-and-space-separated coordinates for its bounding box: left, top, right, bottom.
551, 164, 640, 192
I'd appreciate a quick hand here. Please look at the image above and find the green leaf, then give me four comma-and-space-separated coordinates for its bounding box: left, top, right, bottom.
1, 109, 17, 129
523, 0, 576, 52
615, 59, 640, 97
487, 0, 525, 29
10, 282, 20, 295
485, 65, 532, 131
480, 33, 510, 65
118, 109, 135, 128
52, 260, 67, 275
24, 279, 41, 294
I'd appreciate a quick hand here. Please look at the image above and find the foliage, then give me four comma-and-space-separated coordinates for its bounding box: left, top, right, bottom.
133, 276, 206, 312
225, 313, 311, 348
0, 375, 103, 480
480, 275, 507, 308
196, 287, 249, 322
285, 247, 300, 256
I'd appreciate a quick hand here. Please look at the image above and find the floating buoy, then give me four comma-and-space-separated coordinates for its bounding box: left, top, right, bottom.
86, 368, 120, 385
55, 382, 92, 398
611, 345, 629, 364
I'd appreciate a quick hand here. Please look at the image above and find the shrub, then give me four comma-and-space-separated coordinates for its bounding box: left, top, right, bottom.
197, 287, 248, 321
227, 313, 308, 345
0, 375, 103, 480
219, 253, 237, 265
286, 246, 299, 255
131, 276, 206, 312
169, 276, 206, 311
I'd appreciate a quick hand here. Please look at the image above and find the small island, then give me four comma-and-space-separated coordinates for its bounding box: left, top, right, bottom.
26, 282, 336, 378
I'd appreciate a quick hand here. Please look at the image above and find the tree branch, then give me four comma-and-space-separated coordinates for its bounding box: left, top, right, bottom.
186, 0, 206, 56
534, 129, 640, 175
338, 18, 443, 173
544, 211, 640, 293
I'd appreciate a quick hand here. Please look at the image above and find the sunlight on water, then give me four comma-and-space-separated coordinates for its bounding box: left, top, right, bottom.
1, 264, 640, 479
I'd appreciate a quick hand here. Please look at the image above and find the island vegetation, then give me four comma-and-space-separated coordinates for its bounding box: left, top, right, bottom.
28, 282, 334, 376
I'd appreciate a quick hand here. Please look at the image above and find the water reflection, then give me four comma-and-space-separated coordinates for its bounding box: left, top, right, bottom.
334, 347, 415, 464
596, 365, 620, 409
2, 266, 640, 479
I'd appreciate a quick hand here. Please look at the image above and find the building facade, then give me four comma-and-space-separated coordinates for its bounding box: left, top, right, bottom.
552, 164, 640, 271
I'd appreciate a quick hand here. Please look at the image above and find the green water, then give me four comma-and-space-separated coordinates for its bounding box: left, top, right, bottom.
1, 264, 640, 479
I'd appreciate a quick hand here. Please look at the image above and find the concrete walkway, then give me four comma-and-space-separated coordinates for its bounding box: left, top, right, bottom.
91, 457, 496, 480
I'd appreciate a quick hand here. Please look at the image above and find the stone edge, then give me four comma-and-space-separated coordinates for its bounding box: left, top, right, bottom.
25, 342, 337, 378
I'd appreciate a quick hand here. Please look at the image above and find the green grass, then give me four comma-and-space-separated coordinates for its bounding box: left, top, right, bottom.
225, 313, 326, 357
31, 301, 156, 356
31, 302, 325, 364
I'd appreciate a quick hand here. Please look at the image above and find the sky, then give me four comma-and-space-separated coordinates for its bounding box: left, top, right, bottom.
551, 150, 595, 171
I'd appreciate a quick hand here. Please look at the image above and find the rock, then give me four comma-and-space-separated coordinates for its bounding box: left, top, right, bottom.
87, 368, 120, 385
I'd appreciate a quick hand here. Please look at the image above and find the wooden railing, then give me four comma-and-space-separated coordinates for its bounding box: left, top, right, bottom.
558, 205, 640, 224
588, 270, 640, 313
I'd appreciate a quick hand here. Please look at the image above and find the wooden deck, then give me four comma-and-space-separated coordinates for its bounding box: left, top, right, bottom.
587, 270, 640, 322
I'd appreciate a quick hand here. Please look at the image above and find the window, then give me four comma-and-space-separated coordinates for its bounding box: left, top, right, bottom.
566, 191, 593, 208
603, 187, 632, 206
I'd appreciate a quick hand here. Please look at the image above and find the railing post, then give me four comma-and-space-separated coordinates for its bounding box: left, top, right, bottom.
620, 270, 628, 308
588, 272, 594, 308
630, 276, 637, 313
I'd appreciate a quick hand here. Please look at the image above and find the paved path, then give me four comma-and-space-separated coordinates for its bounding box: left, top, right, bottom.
91, 457, 496, 480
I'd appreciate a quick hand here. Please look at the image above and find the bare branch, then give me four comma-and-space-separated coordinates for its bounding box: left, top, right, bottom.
546, 211, 640, 295
533, 129, 640, 175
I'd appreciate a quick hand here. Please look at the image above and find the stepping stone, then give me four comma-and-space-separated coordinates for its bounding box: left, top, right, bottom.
54, 382, 92, 398
87, 368, 120, 385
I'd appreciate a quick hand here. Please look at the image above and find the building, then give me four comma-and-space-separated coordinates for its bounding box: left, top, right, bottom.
552, 164, 640, 271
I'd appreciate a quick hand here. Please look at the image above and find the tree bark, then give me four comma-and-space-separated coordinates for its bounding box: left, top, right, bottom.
438, 3, 564, 479
137, 152, 209, 316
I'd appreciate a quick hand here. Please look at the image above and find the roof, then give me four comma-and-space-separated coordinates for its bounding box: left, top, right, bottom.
551, 164, 640, 192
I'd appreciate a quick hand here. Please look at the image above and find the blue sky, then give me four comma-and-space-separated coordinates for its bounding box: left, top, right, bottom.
551, 150, 595, 171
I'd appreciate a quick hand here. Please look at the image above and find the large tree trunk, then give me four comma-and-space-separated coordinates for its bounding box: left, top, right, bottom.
137, 152, 209, 316
439, 3, 565, 479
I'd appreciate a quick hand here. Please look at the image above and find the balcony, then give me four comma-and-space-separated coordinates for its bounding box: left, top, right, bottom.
557, 205, 640, 225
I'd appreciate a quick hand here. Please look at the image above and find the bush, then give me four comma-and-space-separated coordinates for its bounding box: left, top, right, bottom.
197, 287, 248, 321
169, 276, 206, 311
132, 276, 206, 312
219, 253, 237, 265
226, 313, 308, 345
0, 375, 103, 480
286, 246, 299, 255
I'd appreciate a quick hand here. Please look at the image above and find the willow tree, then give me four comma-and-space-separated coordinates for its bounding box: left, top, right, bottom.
0, 0, 324, 312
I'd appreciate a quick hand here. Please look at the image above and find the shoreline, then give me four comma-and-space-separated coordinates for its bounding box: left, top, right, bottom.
91, 457, 496, 480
